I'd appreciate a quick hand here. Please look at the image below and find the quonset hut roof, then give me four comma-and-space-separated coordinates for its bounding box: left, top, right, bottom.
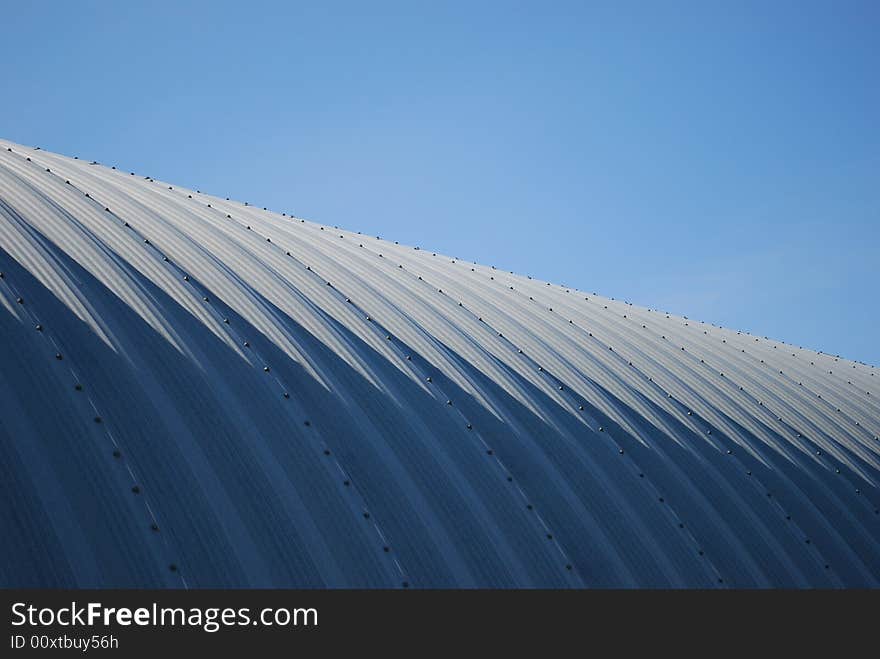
1, 139, 878, 588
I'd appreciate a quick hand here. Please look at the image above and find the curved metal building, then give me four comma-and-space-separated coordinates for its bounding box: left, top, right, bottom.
1, 140, 878, 588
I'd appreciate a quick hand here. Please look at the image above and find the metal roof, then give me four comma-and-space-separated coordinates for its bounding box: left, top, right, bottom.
1, 140, 878, 587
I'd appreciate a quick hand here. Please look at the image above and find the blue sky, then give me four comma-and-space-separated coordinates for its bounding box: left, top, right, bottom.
2, 1, 878, 364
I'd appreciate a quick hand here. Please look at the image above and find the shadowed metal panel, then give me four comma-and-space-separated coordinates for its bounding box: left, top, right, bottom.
1, 139, 877, 588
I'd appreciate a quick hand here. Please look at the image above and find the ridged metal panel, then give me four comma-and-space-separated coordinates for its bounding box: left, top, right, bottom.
1, 140, 877, 587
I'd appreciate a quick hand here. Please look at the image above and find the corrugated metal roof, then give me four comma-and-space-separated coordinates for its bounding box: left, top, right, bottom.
1, 140, 877, 587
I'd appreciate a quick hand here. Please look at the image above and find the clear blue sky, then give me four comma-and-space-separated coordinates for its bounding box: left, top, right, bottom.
2, 1, 877, 364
